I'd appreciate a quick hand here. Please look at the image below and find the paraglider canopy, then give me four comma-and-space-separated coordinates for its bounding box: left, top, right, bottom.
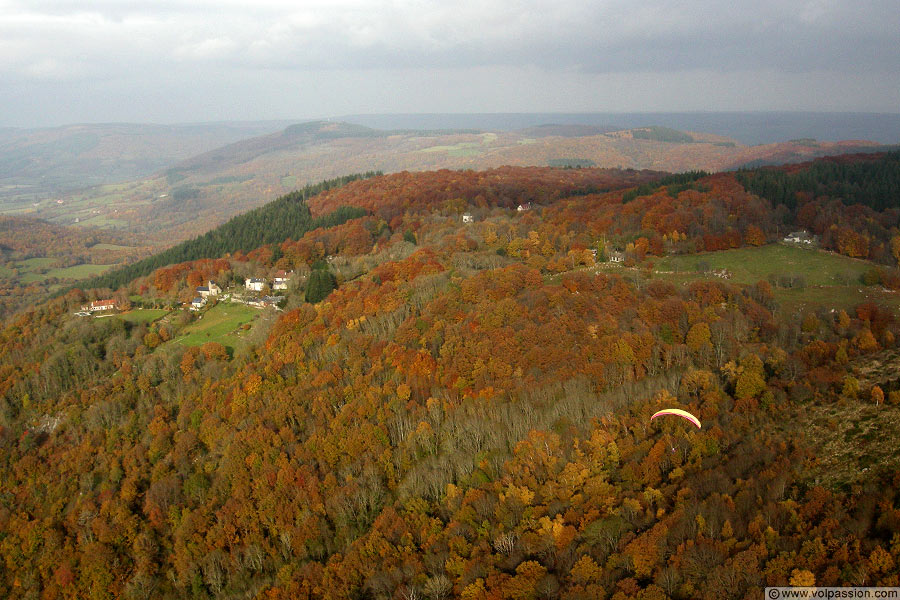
650, 408, 701, 429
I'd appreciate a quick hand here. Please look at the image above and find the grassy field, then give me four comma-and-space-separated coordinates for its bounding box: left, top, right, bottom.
801, 397, 900, 490
174, 303, 258, 349
20, 257, 55, 269
653, 244, 871, 287
597, 244, 900, 314
772, 285, 900, 313
91, 243, 133, 251
18, 262, 114, 283
47, 263, 113, 279
74, 215, 130, 228
421, 141, 484, 157
116, 309, 169, 324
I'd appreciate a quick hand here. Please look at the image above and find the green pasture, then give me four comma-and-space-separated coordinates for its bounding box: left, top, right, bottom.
653, 244, 872, 287
75, 215, 130, 228
174, 303, 257, 349
17, 262, 113, 283
637, 244, 900, 313
20, 257, 55, 269
47, 263, 113, 279
773, 286, 900, 313
91, 243, 133, 251
421, 142, 484, 157
116, 309, 168, 324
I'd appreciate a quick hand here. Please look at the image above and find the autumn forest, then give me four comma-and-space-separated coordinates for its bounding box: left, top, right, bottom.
2, 152, 900, 599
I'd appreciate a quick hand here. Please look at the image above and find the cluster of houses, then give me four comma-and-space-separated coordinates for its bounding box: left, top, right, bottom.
783, 229, 817, 246
463, 204, 532, 224
190, 271, 295, 311
74, 270, 295, 318
77, 299, 119, 315
246, 296, 282, 308
244, 270, 294, 292
191, 281, 222, 310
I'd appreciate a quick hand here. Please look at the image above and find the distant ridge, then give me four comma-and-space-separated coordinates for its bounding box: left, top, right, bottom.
338, 112, 900, 145
515, 124, 615, 137
166, 120, 386, 179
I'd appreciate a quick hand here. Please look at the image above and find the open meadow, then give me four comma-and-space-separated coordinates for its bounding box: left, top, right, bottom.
172, 303, 259, 351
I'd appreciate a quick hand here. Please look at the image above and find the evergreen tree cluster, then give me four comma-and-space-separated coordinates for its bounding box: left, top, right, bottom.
305, 262, 337, 303
737, 151, 900, 211
631, 125, 695, 143
78, 173, 377, 292
621, 170, 709, 203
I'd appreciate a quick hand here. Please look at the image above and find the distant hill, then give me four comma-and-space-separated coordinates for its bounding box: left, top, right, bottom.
164, 121, 385, 182
0, 121, 289, 201
5, 119, 891, 244
340, 111, 900, 145
515, 124, 615, 137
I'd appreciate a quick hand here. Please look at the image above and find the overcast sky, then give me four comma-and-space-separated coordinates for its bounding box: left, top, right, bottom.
1, 0, 898, 127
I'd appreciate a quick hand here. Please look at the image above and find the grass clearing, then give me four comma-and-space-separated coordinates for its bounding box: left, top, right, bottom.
647, 243, 900, 313
46, 263, 114, 280
421, 142, 483, 157
20, 257, 55, 269
91, 243, 133, 251
174, 303, 258, 350
75, 216, 129, 228
116, 309, 168, 324
800, 397, 900, 490
653, 244, 871, 287
17, 262, 114, 283
773, 286, 900, 313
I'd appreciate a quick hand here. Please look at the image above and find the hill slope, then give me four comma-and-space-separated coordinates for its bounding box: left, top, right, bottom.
8, 120, 889, 243
0, 121, 288, 203
2, 157, 900, 598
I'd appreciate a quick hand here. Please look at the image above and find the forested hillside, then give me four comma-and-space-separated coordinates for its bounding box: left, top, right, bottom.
1, 157, 900, 599
12, 119, 888, 245
738, 150, 900, 211
0, 216, 150, 319
81, 173, 377, 292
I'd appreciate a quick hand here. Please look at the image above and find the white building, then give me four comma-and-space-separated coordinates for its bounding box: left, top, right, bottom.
197, 281, 221, 298
462, 213, 474, 223
273, 270, 293, 291
783, 230, 816, 245
80, 299, 117, 312
245, 278, 266, 292
248, 296, 281, 309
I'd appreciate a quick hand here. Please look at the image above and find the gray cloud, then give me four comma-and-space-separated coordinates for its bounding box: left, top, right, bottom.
0, 0, 897, 125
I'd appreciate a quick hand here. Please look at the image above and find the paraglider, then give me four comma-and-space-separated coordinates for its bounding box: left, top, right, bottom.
650, 408, 701, 429
651, 409, 701, 453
